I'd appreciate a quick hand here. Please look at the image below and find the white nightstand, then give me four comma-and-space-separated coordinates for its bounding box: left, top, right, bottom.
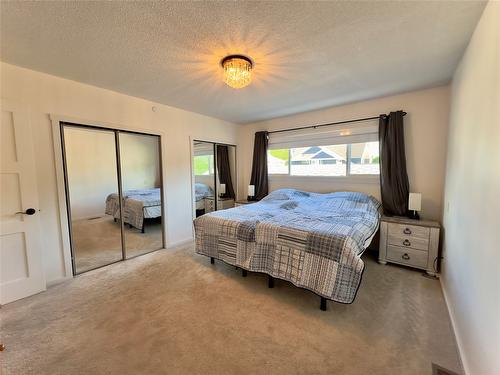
378, 216, 440, 276
205, 197, 235, 211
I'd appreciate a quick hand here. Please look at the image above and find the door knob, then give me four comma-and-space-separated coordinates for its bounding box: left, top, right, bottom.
15, 208, 37, 215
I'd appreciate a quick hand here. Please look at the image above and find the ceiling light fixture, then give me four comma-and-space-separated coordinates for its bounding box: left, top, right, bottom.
221, 55, 253, 89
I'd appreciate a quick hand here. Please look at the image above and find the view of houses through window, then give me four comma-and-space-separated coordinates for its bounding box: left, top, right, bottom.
268, 141, 379, 176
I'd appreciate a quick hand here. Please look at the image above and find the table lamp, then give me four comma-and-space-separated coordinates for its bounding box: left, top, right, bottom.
219, 183, 226, 198
248, 185, 256, 201
408, 193, 421, 220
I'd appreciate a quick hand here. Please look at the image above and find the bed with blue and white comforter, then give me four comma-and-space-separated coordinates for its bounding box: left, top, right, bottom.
194, 189, 381, 304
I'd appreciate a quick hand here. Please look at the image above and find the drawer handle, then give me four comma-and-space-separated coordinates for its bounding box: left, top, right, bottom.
403, 227, 412, 235
403, 239, 411, 247
402, 253, 410, 260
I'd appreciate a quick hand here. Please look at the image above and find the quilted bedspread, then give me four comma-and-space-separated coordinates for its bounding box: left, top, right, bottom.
105, 188, 161, 229
194, 189, 381, 304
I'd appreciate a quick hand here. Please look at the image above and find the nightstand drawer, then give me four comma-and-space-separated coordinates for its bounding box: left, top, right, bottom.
388, 235, 429, 251
388, 223, 429, 240
218, 199, 234, 210
387, 245, 428, 269
205, 199, 215, 210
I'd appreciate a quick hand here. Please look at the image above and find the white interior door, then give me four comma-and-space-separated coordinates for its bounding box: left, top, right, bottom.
0, 100, 45, 304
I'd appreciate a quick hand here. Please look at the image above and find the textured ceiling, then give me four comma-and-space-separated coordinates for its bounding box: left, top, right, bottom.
1, 1, 486, 123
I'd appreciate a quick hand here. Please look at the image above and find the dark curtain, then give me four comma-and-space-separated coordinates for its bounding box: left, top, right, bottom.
216, 145, 235, 199
250, 131, 269, 200
379, 111, 409, 216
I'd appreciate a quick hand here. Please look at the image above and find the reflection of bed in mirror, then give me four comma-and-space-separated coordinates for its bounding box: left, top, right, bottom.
195, 183, 214, 212
105, 188, 162, 233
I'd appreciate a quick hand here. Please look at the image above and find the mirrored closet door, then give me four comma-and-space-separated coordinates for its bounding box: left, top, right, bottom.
61, 123, 164, 275
193, 140, 236, 218
63, 126, 123, 273
119, 132, 163, 258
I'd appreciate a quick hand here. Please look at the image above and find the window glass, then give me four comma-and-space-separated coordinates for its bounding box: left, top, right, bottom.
349, 142, 380, 175
194, 155, 214, 175
290, 145, 347, 176
267, 149, 289, 174
267, 141, 380, 177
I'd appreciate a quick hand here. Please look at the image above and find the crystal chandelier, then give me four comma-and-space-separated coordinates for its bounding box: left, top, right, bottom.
221, 55, 253, 89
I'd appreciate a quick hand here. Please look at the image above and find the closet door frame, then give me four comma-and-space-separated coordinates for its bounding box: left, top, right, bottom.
51, 115, 166, 279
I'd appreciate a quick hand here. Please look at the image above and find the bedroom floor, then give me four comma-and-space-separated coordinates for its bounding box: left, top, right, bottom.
1, 246, 461, 375
71, 216, 163, 272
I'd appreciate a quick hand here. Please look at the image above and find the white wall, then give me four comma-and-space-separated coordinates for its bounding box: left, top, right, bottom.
441, 3, 500, 375
120, 133, 161, 192
1, 62, 239, 284
64, 127, 119, 220
238, 85, 450, 221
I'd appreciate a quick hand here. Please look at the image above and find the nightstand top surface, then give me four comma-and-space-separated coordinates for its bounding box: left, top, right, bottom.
381, 215, 440, 228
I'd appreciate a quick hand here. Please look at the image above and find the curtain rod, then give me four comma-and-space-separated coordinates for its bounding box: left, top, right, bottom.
267, 111, 407, 135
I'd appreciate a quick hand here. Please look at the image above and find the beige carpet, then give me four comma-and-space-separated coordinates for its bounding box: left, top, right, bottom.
72, 216, 163, 273
0, 246, 461, 375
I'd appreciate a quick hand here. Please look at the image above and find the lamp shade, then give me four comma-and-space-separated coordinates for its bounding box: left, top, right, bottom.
219, 183, 226, 194
408, 193, 422, 211
248, 185, 255, 197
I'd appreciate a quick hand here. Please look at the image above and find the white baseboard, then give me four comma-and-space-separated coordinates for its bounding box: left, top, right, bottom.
46, 275, 72, 288
166, 237, 194, 250
440, 276, 469, 375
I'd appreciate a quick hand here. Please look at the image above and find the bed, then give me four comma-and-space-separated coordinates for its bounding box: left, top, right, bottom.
194, 183, 214, 211
194, 189, 381, 309
105, 188, 162, 232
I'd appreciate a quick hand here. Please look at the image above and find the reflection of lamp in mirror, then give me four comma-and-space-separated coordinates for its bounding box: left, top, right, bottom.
408, 193, 421, 220
219, 183, 226, 198
248, 185, 256, 201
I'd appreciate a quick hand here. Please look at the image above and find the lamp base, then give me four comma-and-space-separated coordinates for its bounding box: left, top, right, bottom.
408, 210, 420, 220
247, 195, 257, 201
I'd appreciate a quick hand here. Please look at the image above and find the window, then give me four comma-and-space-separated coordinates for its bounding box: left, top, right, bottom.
268, 148, 289, 174
267, 141, 379, 177
193, 155, 214, 175
290, 145, 347, 176
349, 142, 379, 175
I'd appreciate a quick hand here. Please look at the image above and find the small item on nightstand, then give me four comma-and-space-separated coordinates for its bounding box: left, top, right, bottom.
247, 184, 256, 201
219, 183, 226, 198
408, 192, 421, 220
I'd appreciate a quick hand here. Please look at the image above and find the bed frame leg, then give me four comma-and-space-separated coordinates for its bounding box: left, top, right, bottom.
141, 223, 145, 234
242, 269, 247, 277
320, 297, 327, 311
210, 257, 214, 264
268, 276, 274, 288
114, 218, 117, 223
